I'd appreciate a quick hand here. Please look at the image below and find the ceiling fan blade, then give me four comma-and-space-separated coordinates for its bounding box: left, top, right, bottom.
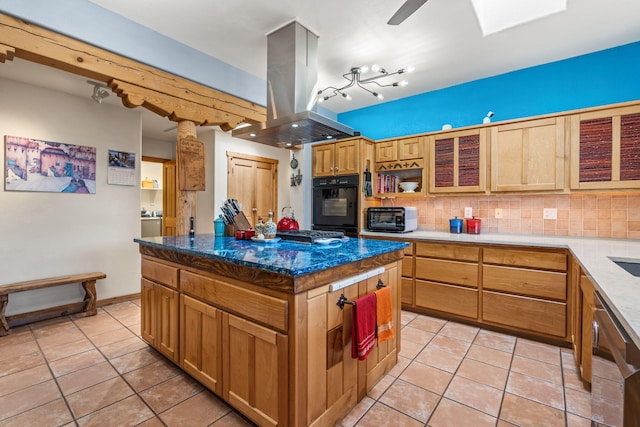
387, 0, 429, 25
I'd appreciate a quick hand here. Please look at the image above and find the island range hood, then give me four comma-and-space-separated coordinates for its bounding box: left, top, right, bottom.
232, 21, 355, 147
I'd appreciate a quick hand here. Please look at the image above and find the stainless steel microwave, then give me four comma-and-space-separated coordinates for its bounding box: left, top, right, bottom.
367, 207, 418, 233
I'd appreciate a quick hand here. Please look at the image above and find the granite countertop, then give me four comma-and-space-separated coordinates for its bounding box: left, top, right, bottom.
134, 234, 408, 277
361, 229, 640, 349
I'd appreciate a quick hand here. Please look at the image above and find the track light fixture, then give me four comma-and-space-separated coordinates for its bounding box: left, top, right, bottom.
87, 80, 110, 104
317, 65, 414, 104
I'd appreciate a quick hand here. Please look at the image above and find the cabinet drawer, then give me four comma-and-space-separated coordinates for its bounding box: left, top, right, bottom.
415, 242, 479, 262
401, 277, 413, 305
404, 242, 414, 256
415, 258, 478, 287
142, 257, 178, 289
180, 270, 288, 333
483, 291, 566, 337
483, 248, 567, 271
415, 280, 478, 319
402, 256, 413, 278
483, 265, 567, 301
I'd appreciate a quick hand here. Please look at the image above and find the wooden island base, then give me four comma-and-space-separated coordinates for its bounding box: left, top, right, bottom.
138, 244, 403, 427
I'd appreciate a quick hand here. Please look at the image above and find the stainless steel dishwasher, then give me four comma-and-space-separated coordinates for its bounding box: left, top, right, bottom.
591, 291, 640, 427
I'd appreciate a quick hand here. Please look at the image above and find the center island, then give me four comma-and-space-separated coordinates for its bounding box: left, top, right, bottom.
134, 234, 407, 427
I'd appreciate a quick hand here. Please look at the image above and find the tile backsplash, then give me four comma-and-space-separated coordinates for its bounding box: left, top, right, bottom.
383, 193, 640, 239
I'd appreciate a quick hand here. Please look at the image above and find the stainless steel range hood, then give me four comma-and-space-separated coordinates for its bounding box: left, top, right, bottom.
232, 21, 355, 147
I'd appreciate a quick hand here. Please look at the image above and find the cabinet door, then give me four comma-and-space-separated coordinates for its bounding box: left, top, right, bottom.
334, 140, 359, 175
580, 275, 595, 382
491, 117, 565, 192
429, 129, 487, 193
155, 283, 179, 363
312, 143, 335, 177
141, 278, 156, 346
570, 104, 640, 190
181, 295, 222, 394
375, 140, 397, 163
223, 313, 287, 427
398, 137, 423, 161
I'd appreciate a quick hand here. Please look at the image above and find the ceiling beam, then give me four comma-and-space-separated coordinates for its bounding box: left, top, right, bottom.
0, 13, 266, 129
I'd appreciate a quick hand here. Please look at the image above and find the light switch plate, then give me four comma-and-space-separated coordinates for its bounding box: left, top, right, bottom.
495, 208, 503, 218
543, 208, 558, 220
464, 207, 473, 218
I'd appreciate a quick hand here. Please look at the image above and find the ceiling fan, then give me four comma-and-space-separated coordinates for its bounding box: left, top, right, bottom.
387, 0, 429, 25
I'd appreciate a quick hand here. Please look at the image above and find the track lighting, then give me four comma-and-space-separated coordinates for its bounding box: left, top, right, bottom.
87, 80, 110, 104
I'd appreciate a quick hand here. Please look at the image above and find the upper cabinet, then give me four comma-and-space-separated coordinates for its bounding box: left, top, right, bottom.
428, 128, 488, 194
374, 136, 427, 196
491, 117, 566, 192
312, 139, 360, 177
570, 104, 640, 190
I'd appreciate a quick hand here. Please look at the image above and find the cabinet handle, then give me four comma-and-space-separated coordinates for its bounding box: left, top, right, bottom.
592, 320, 600, 350
252, 208, 257, 212
335, 167, 339, 172
329, 167, 334, 172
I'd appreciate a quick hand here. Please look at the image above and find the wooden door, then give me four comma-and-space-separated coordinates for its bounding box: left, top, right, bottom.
156, 283, 179, 363
491, 117, 565, 192
222, 312, 288, 427
227, 152, 278, 226
398, 137, 423, 161
312, 143, 335, 177
140, 278, 156, 346
375, 140, 397, 163
429, 129, 487, 193
334, 140, 359, 175
181, 295, 222, 394
162, 161, 177, 236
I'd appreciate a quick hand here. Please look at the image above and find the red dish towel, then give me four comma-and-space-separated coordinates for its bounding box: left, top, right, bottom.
352, 292, 377, 360
375, 286, 394, 344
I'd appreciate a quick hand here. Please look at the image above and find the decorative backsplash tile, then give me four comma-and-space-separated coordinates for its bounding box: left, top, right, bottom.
382, 193, 640, 239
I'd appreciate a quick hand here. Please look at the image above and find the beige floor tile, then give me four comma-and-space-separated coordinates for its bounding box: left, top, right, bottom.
0, 398, 73, 427
367, 374, 394, 400
140, 373, 204, 413
473, 329, 516, 353
66, 377, 134, 418
500, 393, 565, 427
565, 387, 592, 419
506, 371, 565, 410
57, 360, 119, 395
387, 354, 411, 377
563, 366, 590, 392
210, 411, 255, 426
99, 335, 149, 359
76, 395, 154, 427
339, 396, 375, 427
0, 327, 33, 346
0, 351, 46, 377
34, 326, 85, 349
427, 334, 472, 356
379, 379, 440, 423
110, 347, 164, 374
437, 322, 479, 343
159, 390, 231, 427
352, 402, 423, 427
41, 337, 95, 362
73, 313, 124, 337
415, 345, 464, 373
401, 325, 435, 346
398, 339, 425, 359
0, 364, 52, 397
399, 361, 452, 395
88, 327, 135, 348
401, 311, 418, 326
567, 412, 592, 427
443, 375, 503, 417
135, 417, 167, 427
466, 343, 513, 369
455, 358, 508, 390
514, 338, 561, 366
48, 349, 106, 377
510, 354, 563, 384
427, 398, 497, 427
0, 340, 40, 361
0, 380, 62, 421
123, 359, 181, 392
406, 315, 447, 333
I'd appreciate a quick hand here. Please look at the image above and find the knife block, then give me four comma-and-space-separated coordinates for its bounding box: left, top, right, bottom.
232, 211, 252, 231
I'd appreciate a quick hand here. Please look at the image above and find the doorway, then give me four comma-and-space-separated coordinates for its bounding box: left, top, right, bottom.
141, 156, 173, 236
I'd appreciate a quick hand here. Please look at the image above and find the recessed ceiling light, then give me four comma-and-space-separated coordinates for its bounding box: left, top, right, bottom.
471, 0, 567, 36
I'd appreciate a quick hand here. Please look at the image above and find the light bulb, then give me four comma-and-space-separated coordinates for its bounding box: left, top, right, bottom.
342, 93, 352, 100
360, 65, 370, 74
371, 64, 381, 72
399, 80, 409, 87
317, 97, 324, 103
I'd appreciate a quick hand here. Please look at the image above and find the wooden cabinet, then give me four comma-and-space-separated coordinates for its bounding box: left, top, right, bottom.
578, 274, 595, 383
428, 128, 487, 193
401, 243, 414, 305
141, 257, 179, 363
414, 242, 480, 320
374, 136, 427, 196
180, 294, 222, 394
227, 152, 278, 226
491, 117, 566, 192
223, 312, 287, 427
312, 139, 360, 177
482, 247, 568, 339
570, 103, 640, 190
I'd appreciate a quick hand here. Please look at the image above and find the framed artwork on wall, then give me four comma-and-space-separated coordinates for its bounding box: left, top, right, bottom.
4, 135, 97, 194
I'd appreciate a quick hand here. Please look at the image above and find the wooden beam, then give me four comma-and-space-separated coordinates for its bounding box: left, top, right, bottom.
0, 43, 15, 63
0, 13, 266, 129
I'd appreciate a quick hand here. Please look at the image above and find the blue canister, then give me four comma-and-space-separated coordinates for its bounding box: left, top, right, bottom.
214, 215, 226, 237
449, 216, 463, 234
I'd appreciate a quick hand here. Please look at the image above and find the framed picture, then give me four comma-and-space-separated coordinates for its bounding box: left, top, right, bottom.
4, 135, 96, 194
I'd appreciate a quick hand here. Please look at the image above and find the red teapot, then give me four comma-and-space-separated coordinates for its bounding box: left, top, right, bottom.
277, 206, 299, 231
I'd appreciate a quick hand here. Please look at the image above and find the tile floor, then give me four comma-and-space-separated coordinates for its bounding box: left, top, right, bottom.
0, 301, 592, 426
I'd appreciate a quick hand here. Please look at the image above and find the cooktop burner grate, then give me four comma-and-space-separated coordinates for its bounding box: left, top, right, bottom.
276, 229, 345, 243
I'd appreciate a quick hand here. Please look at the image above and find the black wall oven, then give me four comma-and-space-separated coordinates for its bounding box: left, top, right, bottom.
312, 174, 359, 237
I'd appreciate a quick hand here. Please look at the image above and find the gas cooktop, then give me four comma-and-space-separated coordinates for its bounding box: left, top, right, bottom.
276, 229, 345, 244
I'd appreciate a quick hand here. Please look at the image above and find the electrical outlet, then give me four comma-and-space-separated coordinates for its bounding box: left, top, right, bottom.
464, 207, 473, 218
543, 208, 558, 220
495, 208, 503, 219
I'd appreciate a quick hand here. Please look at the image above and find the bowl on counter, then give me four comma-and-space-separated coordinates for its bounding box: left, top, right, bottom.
399, 182, 419, 193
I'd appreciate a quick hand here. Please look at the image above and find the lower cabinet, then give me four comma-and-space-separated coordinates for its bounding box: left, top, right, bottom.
579, 274, 596, 382
141, 277, 179, 363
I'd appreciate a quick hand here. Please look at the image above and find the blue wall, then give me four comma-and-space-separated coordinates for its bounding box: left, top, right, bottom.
339, 41, 640, 140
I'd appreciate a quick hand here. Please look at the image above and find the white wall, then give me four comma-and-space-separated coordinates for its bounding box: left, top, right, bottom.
0, 78, 142, 315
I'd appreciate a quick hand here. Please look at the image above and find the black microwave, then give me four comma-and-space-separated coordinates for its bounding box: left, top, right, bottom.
367, 207, 418, 233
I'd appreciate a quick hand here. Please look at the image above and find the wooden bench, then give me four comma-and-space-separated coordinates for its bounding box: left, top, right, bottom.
0, 272, 106, 336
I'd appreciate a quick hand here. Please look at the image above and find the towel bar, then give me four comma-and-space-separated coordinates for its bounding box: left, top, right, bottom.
337, 279, 386, 309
